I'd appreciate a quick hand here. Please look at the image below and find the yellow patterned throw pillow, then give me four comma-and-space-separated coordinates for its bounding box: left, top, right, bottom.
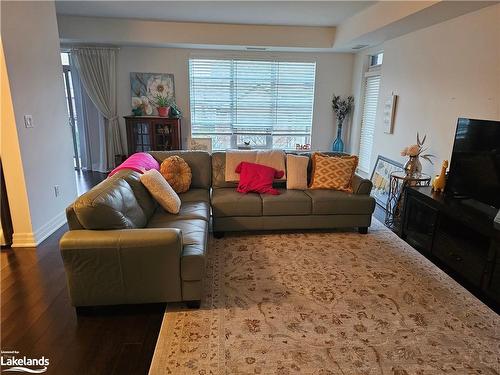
309, 153, 358, 192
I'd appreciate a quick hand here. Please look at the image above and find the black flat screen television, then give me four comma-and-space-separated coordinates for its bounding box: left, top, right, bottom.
446, 118, 500, 209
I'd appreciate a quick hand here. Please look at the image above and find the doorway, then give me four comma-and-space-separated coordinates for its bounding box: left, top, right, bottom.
61, 52, 81, 170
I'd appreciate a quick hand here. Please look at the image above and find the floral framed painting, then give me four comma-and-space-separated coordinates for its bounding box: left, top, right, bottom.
130, 72, 175, 116
370, 155, 403, 210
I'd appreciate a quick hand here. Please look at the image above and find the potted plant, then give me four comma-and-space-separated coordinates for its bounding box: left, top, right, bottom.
149, 93, 173, 117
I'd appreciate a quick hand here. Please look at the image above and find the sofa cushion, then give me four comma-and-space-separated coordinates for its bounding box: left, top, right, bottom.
74, 178, 147, 230
147, 218, 207, 281
211, 188, 262, 217
178, 188, 210, 203
305, 190, 376, 215
148, 202, 210, 224
262, 190, 312, 216
212, 152, 239, 189
112, 170, 157, 219
149, 151, 211, 189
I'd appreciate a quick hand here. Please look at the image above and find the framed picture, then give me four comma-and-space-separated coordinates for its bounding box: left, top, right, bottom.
383, 94, 397, 134
370, 155, 403, 210
130, 72, 175, 116
189, 138, 213, 153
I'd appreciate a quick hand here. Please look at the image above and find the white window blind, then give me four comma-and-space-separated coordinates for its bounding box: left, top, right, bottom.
358, 74, 381, 172
189, 58, 316, 150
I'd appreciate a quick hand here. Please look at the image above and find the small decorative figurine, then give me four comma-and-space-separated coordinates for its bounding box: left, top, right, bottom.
432, 160, 449, 192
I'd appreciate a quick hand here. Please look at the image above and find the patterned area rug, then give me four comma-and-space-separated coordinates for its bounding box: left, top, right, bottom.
149, 220, 499, 375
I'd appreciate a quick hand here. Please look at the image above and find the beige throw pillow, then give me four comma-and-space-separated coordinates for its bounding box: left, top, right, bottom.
286, 154, 309, 189
140, 169, 181, 214
255, 150, 287, 180
225, 150, 257, 182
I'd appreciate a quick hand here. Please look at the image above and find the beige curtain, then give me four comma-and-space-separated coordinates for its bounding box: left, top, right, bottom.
71, 47, 123, 170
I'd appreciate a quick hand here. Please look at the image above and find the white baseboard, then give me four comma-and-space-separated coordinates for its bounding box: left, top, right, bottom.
11, 211, 67, 248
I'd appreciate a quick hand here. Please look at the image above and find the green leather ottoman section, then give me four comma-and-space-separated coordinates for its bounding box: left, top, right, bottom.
149, 151, 212, 189
60, 228, 183, 306
261, 189, 312, 216
211, 188, 262, 217
73, 178, 147, 230
179, 188, 210, 203
305, 190, 376, 215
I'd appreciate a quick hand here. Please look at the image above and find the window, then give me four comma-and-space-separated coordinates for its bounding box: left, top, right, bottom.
370, 52, 383, 67
358, 54, 382, 173
189, 58, 316, 150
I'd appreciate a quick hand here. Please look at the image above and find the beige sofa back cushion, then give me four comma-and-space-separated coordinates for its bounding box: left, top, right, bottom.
225, 150, 286, 182
74, 178, 147, 230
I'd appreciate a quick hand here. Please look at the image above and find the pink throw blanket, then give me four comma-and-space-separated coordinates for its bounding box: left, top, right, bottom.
108, 152, 160, 177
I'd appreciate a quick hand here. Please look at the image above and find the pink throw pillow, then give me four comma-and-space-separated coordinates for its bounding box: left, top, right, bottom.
235, 162, 284, 195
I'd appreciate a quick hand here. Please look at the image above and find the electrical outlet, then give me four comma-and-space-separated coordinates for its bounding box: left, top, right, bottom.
54, 185, 61, 197
24, 115, 34, 128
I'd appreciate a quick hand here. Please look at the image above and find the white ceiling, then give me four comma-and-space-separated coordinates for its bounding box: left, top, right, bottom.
55, 1, 374, 27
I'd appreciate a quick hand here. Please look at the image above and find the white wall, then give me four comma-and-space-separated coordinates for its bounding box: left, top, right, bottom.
1, 1, 78, 246
350, 3, 500, 177
116, 48, 354, 151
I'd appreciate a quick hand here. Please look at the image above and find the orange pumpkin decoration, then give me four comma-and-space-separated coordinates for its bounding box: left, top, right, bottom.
160, 156, 192, 193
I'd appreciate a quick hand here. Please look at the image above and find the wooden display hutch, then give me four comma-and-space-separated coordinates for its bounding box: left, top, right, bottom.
124, 116, 181, 156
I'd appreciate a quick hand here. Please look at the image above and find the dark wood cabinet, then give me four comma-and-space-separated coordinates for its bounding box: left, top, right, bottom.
124, 116, 181, 156
402, 186, 500, 310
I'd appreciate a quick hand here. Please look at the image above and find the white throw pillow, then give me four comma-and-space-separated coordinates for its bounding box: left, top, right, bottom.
286, 154, 309, 190
140, 169, 181, 214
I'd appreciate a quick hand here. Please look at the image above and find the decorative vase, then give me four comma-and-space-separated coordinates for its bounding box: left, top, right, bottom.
404, 155, 422, 176
332, 121, 344, 152
157, 106, 170, 117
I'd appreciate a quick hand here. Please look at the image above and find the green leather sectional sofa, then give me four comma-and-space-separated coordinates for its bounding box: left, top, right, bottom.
60, 150, 375, 310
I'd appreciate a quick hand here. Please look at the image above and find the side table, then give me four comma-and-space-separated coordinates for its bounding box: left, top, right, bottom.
385, 171, 431, 232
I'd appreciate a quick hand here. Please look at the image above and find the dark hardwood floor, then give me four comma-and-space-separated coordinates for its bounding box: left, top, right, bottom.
1, 170, 165, 375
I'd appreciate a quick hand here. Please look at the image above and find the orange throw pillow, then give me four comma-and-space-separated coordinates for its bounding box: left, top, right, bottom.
160, 156, 192, 193
309, 153, 358, 192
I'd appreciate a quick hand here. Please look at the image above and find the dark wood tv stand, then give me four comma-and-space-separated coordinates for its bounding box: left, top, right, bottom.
402, 186, 500, 312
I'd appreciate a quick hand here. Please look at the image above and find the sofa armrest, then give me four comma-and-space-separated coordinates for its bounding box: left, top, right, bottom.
60, 228, 183, 306
352, 174, 373, 195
